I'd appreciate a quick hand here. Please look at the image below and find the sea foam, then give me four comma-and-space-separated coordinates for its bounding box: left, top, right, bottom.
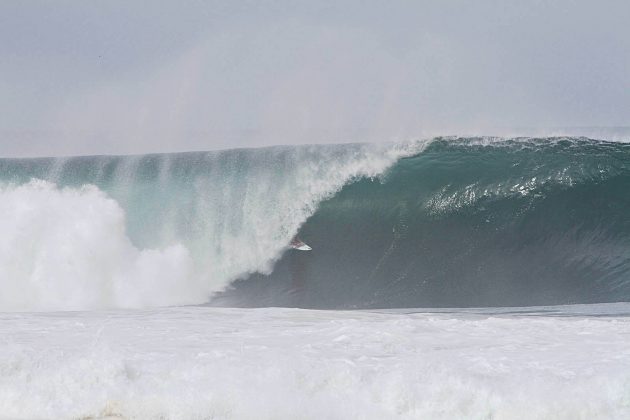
0, 180, 197, 311
1, 305, 629, 419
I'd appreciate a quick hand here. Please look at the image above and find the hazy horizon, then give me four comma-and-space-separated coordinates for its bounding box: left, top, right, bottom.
1, 1, 629, 157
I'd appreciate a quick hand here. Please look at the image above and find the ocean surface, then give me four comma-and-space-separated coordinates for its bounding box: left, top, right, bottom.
1, 137, 630, 419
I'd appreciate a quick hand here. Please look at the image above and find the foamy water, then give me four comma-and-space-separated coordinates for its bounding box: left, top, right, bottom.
2, 305, 629, 419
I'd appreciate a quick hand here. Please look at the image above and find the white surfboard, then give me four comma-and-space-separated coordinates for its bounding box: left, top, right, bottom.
290, 239, 312, 251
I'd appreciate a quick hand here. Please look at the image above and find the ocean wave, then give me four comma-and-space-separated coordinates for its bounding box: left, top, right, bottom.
216, 138, 630, 309
0, 142, 420, 311
1, 137, 629, 311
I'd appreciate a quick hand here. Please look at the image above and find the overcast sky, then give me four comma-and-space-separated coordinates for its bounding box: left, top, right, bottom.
1, 1, 629, 157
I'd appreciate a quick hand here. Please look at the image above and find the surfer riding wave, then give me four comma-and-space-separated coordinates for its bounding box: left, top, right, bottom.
290, 236, 311, 251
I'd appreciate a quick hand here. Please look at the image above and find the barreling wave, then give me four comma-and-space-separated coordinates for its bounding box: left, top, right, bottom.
215, 137, 630, 309
1, 137, 629, 311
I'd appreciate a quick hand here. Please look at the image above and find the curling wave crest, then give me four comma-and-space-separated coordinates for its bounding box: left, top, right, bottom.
0, 142, 421, 311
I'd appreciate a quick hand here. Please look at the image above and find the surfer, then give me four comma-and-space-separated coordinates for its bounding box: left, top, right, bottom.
290, 236, 312, 251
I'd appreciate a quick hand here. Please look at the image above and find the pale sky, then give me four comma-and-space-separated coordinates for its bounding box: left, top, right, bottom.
1, 1, 629, 157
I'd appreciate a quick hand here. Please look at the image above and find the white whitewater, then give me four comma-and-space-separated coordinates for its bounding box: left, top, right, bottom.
0, 181, 196, 311
1, 305, 629, 419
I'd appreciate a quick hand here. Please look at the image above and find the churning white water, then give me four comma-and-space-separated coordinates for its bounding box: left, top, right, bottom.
2, 305, 630, 420
0, 180, 196, 311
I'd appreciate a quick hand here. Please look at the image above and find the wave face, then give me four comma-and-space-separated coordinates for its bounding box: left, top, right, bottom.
215, 138, 630, 309
0, 143, 416, 311
2, 137, 629, 311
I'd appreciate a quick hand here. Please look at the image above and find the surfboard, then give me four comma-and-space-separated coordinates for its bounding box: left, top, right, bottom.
290, 239, 312, 251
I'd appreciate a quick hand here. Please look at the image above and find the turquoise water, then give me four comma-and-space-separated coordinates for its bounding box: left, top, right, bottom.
0, 137, 629, 310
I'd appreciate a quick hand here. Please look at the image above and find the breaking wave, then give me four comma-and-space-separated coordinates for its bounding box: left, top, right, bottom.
1, 137, 629, 311
216, 137, 630, 309
0, 142, 417, 311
